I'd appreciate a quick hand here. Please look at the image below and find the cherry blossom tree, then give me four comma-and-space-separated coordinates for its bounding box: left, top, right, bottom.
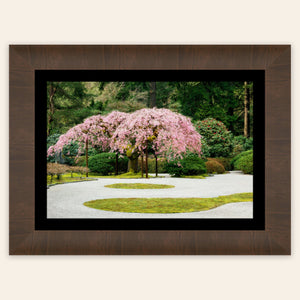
47, 108, 201, 178
47, 111, 128, 176
110, 108, 202, 178
102, 111, 128, 174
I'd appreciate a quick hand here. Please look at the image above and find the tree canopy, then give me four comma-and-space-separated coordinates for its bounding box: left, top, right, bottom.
47, 81, 253, 138
111, 108, 202, 160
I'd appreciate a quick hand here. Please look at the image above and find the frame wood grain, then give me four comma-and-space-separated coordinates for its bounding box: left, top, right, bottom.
9, 45, 291, 255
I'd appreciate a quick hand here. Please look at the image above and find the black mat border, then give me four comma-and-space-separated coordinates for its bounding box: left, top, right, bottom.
35, 70, 265, 230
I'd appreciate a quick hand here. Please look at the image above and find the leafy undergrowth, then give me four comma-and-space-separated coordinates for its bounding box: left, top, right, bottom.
84, 193, 253, 213
104, 183, 175, 189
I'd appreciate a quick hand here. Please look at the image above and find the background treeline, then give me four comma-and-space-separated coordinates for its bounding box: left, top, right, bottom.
47, 81, 253, 137
47, 81, 254, 176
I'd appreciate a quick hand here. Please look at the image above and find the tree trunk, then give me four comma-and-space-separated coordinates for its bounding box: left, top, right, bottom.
141, 155, 144, 178
249, 83, 253, 137
243, 81, 249, 138
85, 139, 89, 177
145, 145, 149, 178
47, 84, 57, 137
128, 157, 139, 173
155, 155, 158, 177
115, 153, 119, 175
149, 82, 156, 108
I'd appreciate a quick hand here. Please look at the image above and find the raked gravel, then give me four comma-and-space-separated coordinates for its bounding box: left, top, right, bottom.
47, 172, 253, 219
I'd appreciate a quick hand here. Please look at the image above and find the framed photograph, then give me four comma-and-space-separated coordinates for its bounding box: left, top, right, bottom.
9, 45, 290, 254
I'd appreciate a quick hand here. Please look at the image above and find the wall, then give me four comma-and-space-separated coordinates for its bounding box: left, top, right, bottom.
0, 1, 298, 299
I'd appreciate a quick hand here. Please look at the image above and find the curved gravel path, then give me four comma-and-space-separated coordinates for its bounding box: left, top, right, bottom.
47, 172, 253, 219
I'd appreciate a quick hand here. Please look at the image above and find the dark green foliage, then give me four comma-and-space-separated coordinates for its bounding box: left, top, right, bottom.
47, 133, 83, 165
88, 153, 115, 175
88, 153, 129, 175
235, 152, 253, 174
48, 81, 253, 138
199, 138, 211, 157
195, 118, 233, 157
232, 135, 253, 156
47, 133, 61, 149
47, 134, 61, 162
205, 160, 225, 174
47, 81, 103, 136
61, 141, 79, 165
166, 154, 207, 177
231, 150, 253, 170
118, 155, 129, 173
172, 81, 252, 135
74, 156, 86, 166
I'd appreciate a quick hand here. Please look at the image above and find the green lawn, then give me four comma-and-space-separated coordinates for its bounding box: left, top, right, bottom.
88, 172, 157, 178
47, 172, 155, 185
83, 193, 253, 213
178, 174, 208, 179
104, 183, 175, 189
47, 174, 94, 185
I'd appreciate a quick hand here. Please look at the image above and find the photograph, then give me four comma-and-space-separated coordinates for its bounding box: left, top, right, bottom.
9, 45, 289, 254
46, 80, 254, 219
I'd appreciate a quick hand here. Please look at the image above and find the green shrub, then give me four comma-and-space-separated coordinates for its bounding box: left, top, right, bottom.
235, 152, 253, 174
166, 153, 207, 177
231, 150, 253, 170
205, 160, 225, 174
87, 153, 128, 175
232, 135, 253, 156
209, 157, 232, 171
88, 153, 114, 175
199, 138, 211, 157
118, 155, 129, 173
195, 118, 233, 157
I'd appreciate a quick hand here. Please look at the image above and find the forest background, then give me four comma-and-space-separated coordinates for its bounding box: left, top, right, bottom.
47, 81, 253, 139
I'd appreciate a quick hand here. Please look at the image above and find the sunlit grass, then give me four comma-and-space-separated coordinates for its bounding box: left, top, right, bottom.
47, 173, 93, 185
88, 172, 155, 179
84, 193, 253, 213
47, 171, 155, 185
105, 183, 175, 189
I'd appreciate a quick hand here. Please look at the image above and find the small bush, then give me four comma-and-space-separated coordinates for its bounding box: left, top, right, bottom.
87, 153, 128, 175
47, 163, 69, 175
47, 163, 70, 182
166, 154, 207, 177
205, 160, 225, 174
208, 157, 232, 171
195, 118, 233, 157
88, 153, 115, 175
234, 152, 253, 174
68, 166, 90, 177
231, 150, 253, 170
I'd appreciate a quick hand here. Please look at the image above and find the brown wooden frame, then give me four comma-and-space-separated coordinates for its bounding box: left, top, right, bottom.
9, 45, 291, 255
